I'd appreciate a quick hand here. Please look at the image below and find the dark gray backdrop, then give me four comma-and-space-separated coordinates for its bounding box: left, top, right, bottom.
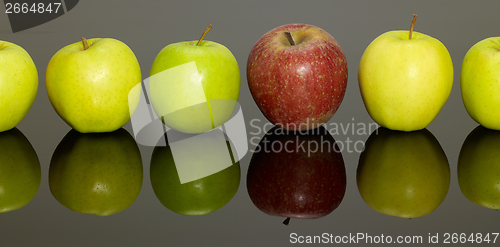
0, 0, 499, 246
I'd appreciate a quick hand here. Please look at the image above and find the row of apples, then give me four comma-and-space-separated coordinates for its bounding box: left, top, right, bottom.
2, 16, 500, 135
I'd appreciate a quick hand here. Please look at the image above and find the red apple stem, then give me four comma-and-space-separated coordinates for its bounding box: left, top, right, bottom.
284, 32, 295, 46
283, 217, 291, 226
409, 14, 417, 40
197, 24, 212, 46
81, 37, 89, 50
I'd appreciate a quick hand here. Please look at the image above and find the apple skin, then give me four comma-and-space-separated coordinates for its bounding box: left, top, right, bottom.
461, 37, 500, 130
247, 126, 346, 221
49, 128, 143, 216
359, 31, 453, 131
247, 23, 348, 131
458, 126, 500, 209
46, 38, 142, 133
150, 141, 240, 216
0, 128, 40, 213
0, 40, 38, 132
357, 127, 450, 218
149, 40, 240, 134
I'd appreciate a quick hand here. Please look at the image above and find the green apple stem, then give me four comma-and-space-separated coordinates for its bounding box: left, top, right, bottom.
197, 24, 212, 46
284, 32, 295, 46
81, 37, 89, 50
409, 14, 417, 40
283, 217, 291, 226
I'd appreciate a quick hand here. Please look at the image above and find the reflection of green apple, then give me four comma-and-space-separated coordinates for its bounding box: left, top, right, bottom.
357, 127, 450, 218
0, 40, 38, 132
149, 25, 240, 134
458, 126, 500, 209
49, 128, 143, 216
358, 15, 453, 131
46, 38, 142, 133
0, 128, 40, 213
150, 139, 240, 216
461, 37, 500, 130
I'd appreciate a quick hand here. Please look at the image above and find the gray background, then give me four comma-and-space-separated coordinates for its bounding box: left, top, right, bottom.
1, 0, 499, 246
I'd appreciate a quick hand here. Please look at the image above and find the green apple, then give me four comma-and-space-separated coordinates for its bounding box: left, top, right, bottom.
458, 126, 500, 209
357, 127, 450, 218
49, 128, 143, 216
0, 128, 40, 213
46, 38, 142, 133
461, 37, 500, 130
149, 25, 240, 134
150, 134, 240, 216
358, 15, 453, 131
0, 40, 38, 132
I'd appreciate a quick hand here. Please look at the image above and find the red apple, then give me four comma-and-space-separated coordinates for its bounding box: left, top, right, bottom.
247, 23, 348, 131
247, 126, 346, 225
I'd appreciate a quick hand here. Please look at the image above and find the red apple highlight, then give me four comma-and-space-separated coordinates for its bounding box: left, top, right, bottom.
247, 23, 348, 131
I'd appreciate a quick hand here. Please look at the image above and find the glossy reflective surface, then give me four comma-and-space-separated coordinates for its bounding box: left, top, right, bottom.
49, 129, 143, 216
458, 126, 500, 209
0, 128, 40, 213
247, 126, 346, 223
357, 128, 450, 218
150, 132, 241, 216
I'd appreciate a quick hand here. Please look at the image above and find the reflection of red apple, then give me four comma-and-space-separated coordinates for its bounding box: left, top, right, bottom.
247, 23, 348, 131
247, 126, 346, 225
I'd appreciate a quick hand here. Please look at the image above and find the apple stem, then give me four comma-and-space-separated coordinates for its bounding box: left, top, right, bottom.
197, 24, 212, 46
284, 32, 295, 46
283, 217, 291, 226
409, 14, 417, 40
81, 37, 89, 50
